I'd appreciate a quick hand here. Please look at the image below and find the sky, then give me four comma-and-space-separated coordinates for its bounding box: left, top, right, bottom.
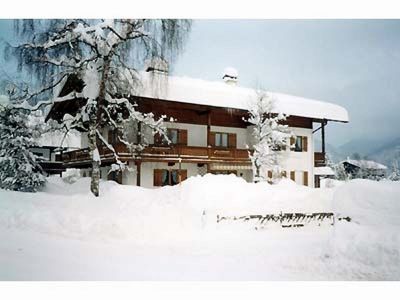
1, 19, 400, 147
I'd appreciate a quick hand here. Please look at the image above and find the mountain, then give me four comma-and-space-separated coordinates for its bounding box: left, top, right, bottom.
369, 137, 400, 168
318, 136, 400, 168
337, 138, 389, 158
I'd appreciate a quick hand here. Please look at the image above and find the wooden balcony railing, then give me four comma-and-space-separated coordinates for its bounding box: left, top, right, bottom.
60, 143, 251, 164
314, 152, 326, 167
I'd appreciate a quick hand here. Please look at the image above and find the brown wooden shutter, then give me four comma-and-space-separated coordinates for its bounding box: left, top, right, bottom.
228, 133, 237, 148
302, 136, 308, 152
315, 175, 320, 188
290, 136, 296, 151
209, 132, 216, 147
290, 171, 295, 181
154, 133, 162, 145
179, 129, 188, 145
267, 170, 272, 179
179, 169, 188, 183
303, 171, 308, 186
153, 169, 163, 186
108, 129, 114, 144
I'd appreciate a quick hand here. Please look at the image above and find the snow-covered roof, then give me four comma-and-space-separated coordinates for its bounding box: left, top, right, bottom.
37, 131, 81, 149
343, 159, 388, 170
314, 166, 335, 176
137, 73, 349, 123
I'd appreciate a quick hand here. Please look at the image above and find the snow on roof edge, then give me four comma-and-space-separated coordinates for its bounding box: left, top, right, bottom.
137, 73, 349, 123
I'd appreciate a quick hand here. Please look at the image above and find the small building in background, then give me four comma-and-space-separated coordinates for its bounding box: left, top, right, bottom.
340, 159, 387, 180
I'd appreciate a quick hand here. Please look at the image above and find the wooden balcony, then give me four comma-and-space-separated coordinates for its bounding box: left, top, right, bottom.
60, 143, 251, 165
314, 152, 326, 167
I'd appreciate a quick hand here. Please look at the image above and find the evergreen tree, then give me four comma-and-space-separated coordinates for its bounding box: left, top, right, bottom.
245, 91, 291, 183
334, 162, 349, 181
388, 160, 400, 181
0, 102, 46, 192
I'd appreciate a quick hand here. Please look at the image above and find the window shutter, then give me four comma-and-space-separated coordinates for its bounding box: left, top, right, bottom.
228, 133, 237, 148
303, 171, 308, 186
267, 170, 272, 179
290, 171, 295, 181
281, 171, 287, 178
290, 136, 296, 151
153, 169, 163, 186
179, 129, 188, 145
108, 129, 114, 144
154, 133, 162, 145
179, 169, 188, 182
302, 136, 308, 152
209, 132, 216, 147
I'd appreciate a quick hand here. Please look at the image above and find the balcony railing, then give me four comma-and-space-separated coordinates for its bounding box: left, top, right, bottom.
60, 143, 251, 164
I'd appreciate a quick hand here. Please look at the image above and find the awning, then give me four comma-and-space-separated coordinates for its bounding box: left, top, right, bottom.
314, 166, 335, 176
210, 163, 252, 171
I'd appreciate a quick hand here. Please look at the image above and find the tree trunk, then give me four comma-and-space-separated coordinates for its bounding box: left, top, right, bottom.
254, 162, 260, 183
90, 56, 111, 197
89, 126, 100, 197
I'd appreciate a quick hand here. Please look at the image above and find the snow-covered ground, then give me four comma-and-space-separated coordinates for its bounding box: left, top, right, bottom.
0, 175, 399, 280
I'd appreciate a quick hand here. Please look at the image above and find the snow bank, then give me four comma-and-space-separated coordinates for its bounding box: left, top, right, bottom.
0, 175, 399, 279
0, 175, 398, 242
333, 179, 400, 227
0, 174, 331, 243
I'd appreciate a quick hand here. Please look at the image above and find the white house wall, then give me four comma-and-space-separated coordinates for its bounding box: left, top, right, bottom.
281, 127, 314, 187
77, 123, 316, 188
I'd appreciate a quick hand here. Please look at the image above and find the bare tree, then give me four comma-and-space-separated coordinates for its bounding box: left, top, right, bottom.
5, 19, 191, 196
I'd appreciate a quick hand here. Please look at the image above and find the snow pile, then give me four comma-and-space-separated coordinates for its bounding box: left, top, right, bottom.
61, 168, 81, 184
0, 175, 399, 279
333, 179, 400, 227
0, 174, 398, 242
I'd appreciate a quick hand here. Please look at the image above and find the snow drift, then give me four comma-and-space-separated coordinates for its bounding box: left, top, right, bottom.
0, 175, 399, 279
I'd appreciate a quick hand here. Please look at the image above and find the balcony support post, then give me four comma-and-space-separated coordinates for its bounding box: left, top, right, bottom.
136, 160, 141, 187
207, 111, 211, 147
321, 119, 326, 154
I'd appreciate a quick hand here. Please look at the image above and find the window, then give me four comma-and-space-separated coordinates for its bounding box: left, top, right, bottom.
108, 129, 119, 145
215, 133, 229, 147
165, 129, 179, 144
156, 128, 187, 146
154, 169, 187, 186
291, 136, 308, 152
294, 136, 303, 152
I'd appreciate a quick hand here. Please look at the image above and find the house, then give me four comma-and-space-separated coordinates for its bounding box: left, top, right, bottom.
45, 67, 349, 188
31, 130, 82, 176
340, 159, 387, 179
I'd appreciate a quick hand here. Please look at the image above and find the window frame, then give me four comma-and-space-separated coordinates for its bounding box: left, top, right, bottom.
215, 132, 229, 148
294, 136, 303, 152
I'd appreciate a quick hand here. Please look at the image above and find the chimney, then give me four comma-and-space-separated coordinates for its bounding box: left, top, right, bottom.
144, 57, 169, 74
222, 67, 238, 86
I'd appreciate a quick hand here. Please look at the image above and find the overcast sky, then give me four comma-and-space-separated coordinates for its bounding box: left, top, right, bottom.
1, 19, 400, 146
